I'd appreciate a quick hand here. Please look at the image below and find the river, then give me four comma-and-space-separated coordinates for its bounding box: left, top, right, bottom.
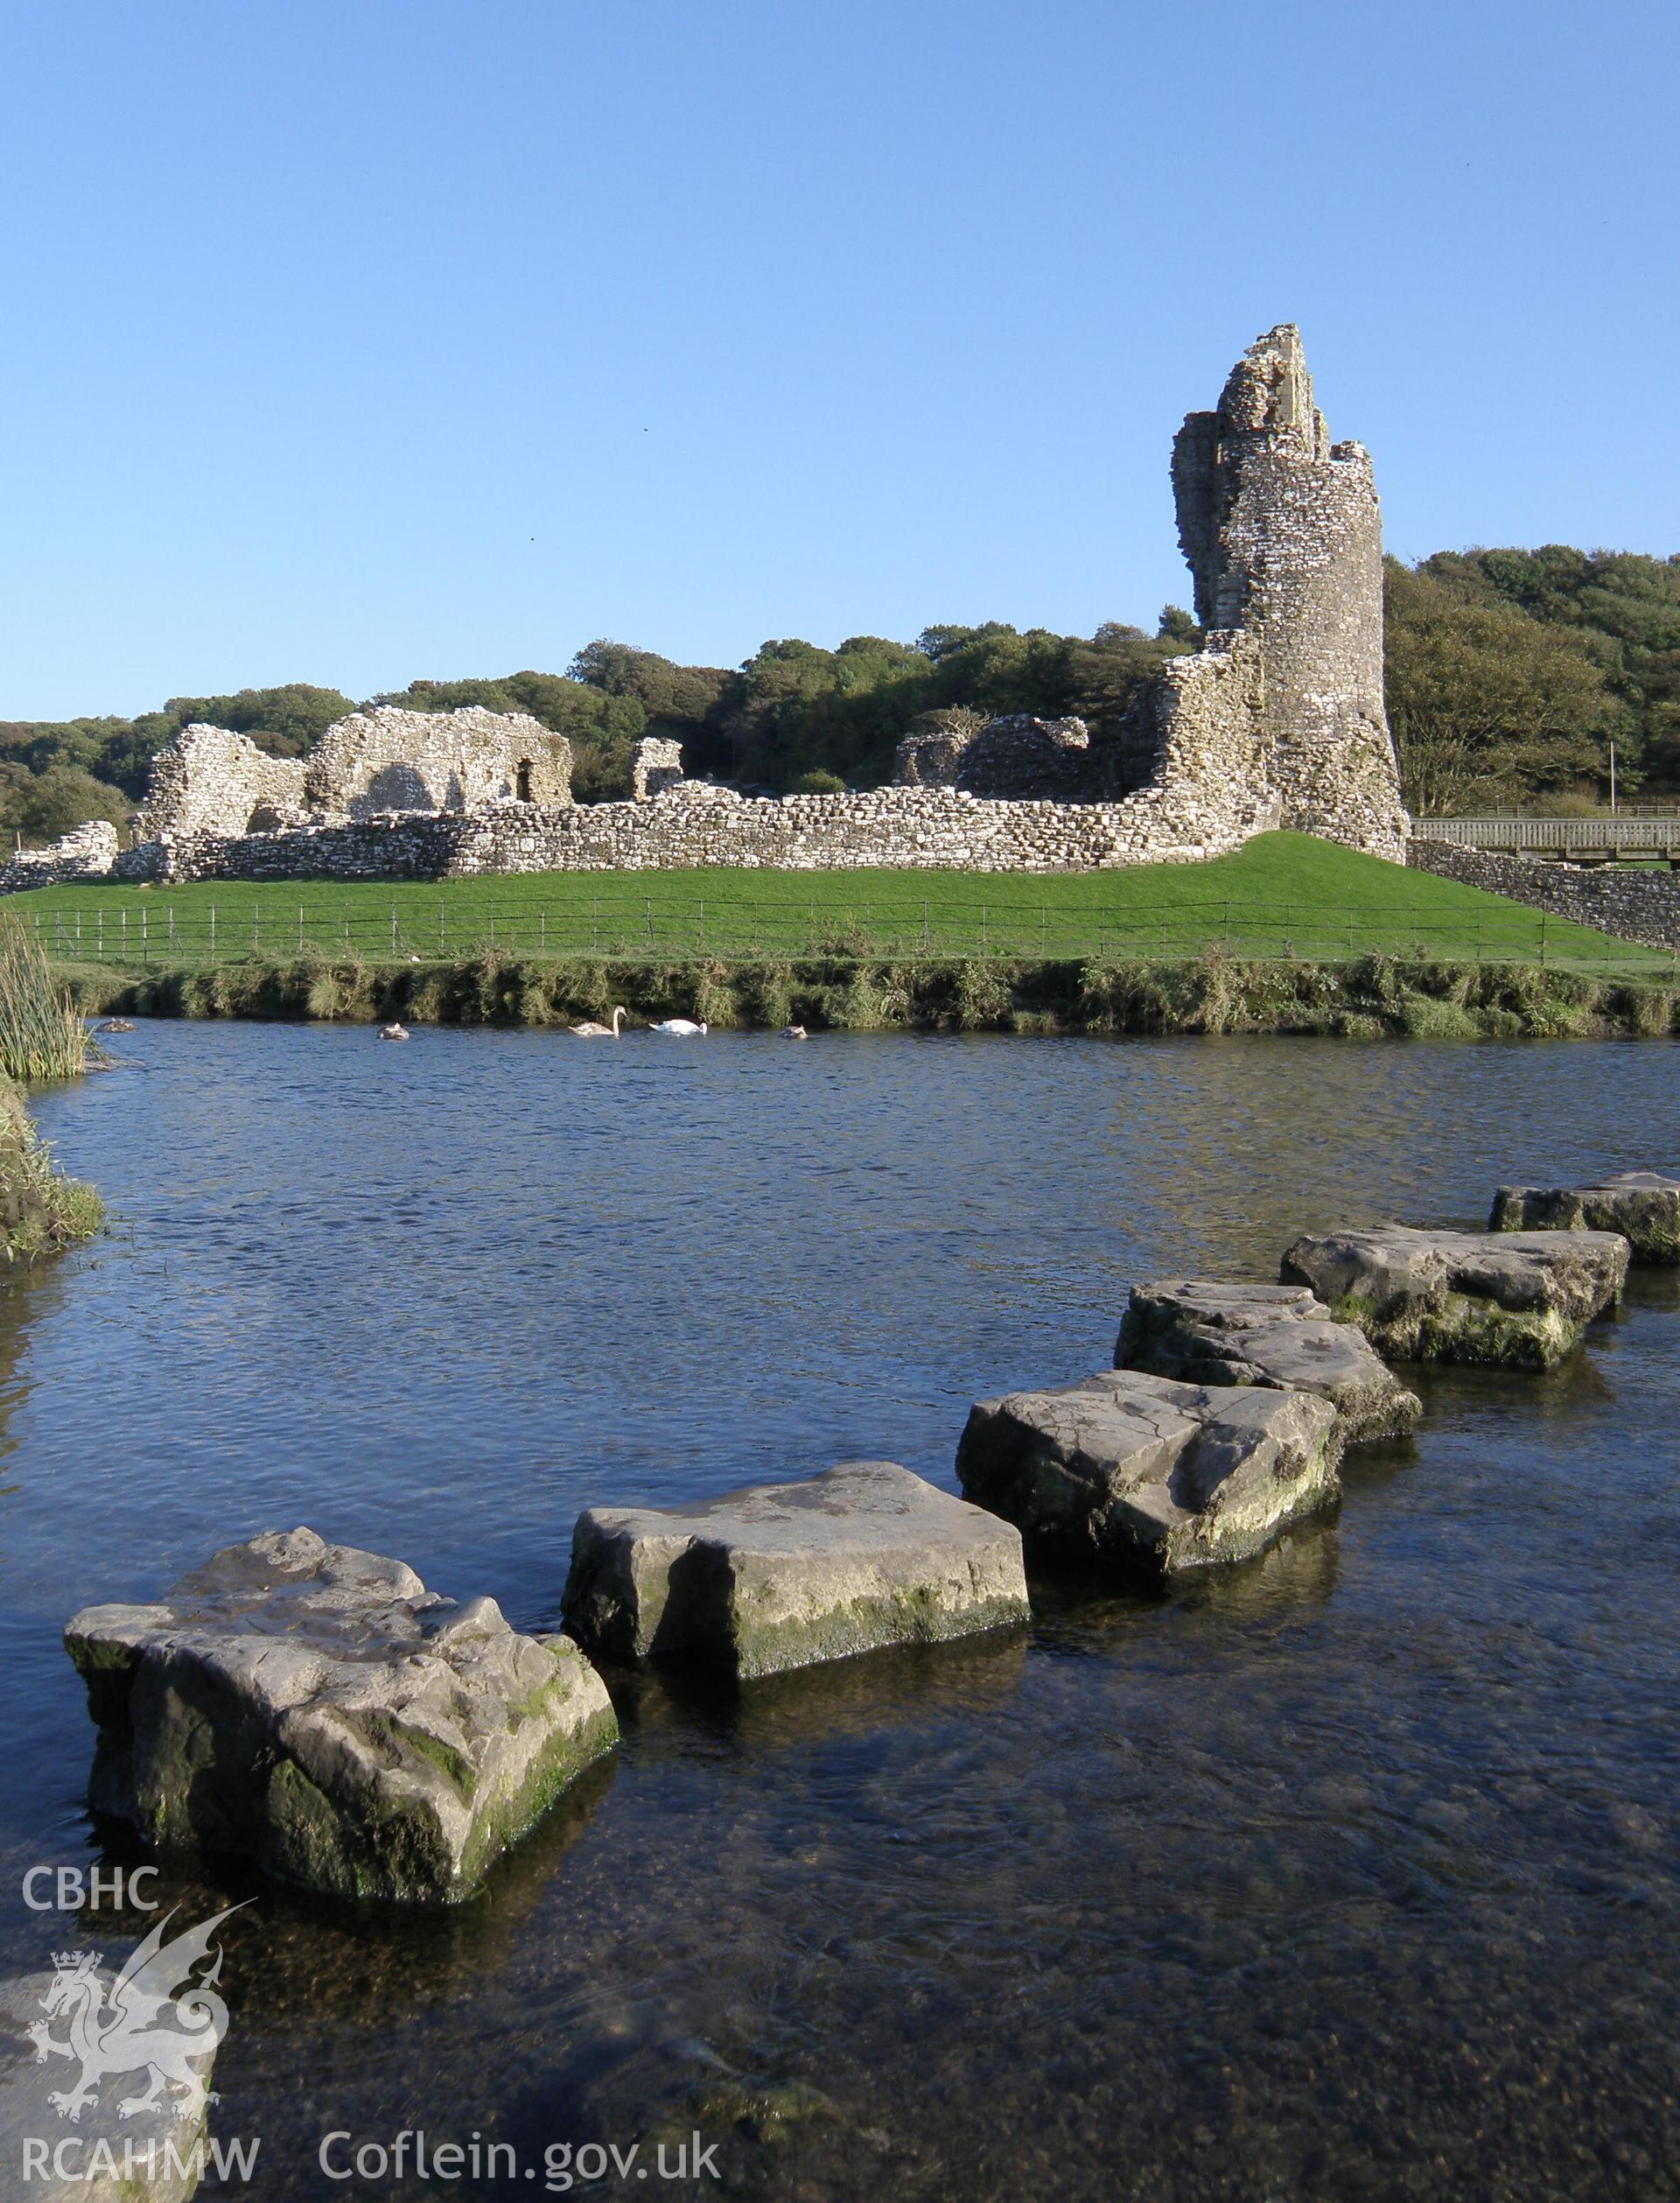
5, 1023, 1677, 2199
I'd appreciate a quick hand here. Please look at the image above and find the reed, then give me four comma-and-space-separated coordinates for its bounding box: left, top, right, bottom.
0, 918, 88, 1082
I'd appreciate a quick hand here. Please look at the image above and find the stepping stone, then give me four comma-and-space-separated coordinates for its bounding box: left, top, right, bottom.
563, 1461, 1029, 1680
1116, 1278, 1421, 1443
1280, 1225, 1628, 1369
0, 1950, 226, 2201
955, 1370, 1340, 1574
1491, 1170, 1680, 1263
65, 1527, 618, 1905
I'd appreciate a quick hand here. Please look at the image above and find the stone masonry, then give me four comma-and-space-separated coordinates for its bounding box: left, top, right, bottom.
630, 736, 684, 802
304, 705, 571, 818
893, 714, 1103, 799
0, 818, 120, 894
130, 705, 572, 845
1408, 840, 1680, 955
131, 725, 311, 842
1161, 325, 1409, 859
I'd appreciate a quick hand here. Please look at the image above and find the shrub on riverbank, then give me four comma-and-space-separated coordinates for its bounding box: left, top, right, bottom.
60, 947, 1680, 1042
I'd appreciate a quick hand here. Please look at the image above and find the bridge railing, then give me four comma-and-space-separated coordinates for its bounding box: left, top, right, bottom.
1411, 817, 1680, 854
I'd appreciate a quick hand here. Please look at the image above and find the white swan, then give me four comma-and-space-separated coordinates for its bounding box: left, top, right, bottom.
377, 1022, 410, 1042
649, 1018, 707, 1035
570, 1006, 629, 1038
779, 1024, 808, 1039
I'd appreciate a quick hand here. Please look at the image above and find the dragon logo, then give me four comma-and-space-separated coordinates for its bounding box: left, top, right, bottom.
26, 1904, 247, 2127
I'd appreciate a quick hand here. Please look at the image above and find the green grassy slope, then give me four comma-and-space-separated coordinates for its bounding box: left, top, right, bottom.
10, 832, 1673, 978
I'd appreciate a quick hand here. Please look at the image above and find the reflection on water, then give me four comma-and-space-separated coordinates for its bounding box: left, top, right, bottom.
3, 1026, 1678, 2198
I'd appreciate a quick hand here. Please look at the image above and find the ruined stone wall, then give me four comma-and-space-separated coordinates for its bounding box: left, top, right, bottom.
1166, 326, 1408, 859
1407, 841, 1680, 953
132, 726, 311, 841
893, 715, 1103, 799
0, 819, 121, 895
132, 706, 572, 842
304, 706, 571, 818
630, 737, 683, 802
112, 774, 1282, 887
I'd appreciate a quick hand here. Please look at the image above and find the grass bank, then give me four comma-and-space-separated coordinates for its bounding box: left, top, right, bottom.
11, 833, 1677, 979
0, 1080, 102, 1261
60, 948, 1680, 1041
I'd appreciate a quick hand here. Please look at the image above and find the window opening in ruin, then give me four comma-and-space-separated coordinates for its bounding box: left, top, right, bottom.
515, 760, 533, 803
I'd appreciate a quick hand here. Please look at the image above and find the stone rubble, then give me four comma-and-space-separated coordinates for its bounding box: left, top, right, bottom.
562, 1461, 1029, 1680
64, 1527, 618, 1904
1280, 1225, 1629, 1369
1490, 1171, 1680, 1263
956, 1368, 1341, 1573
1115, 1278, 1421, 1444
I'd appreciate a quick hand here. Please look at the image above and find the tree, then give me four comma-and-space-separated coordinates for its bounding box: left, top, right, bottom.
0, 765, 132, 846
1384, 560, 1628, 814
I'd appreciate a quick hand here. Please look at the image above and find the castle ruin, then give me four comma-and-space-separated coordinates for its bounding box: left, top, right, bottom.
1159, 323, 1407, 856
130, 705, 573, 845
4, 325, 1407, 894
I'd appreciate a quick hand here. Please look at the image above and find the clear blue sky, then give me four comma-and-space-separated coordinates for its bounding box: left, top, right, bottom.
3, 0, 1675, 720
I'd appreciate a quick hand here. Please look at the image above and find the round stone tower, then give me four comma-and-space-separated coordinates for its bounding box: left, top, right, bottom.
1166, 325, 1408, 857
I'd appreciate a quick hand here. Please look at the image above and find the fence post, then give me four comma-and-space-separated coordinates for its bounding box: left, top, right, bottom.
97, 910, 103, 961
699, 899, 705, 951
981, 903, 988, 954
254, 905, 260, 955
923, 899, 930, 951
391, 903, 398, 954
1540, 911, 1548, 967
489, 902, 495, 950
645, 897, 653, 950
209, 904, 216, 959
298, 904, 304, 953
142, 906, 148, 962
592, 897, 598, 952
540, 906, 547, 953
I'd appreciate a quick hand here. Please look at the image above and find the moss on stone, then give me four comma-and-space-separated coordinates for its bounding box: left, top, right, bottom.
725, 1582, 1027, 1682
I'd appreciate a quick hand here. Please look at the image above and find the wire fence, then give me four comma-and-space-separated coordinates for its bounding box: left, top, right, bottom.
20, 893, 1676, 977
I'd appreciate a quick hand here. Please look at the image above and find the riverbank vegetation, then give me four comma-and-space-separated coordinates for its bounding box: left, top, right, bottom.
60, 949, 1680, 1043
0, 1080, 102, 1261
4, 546, 1676, 837
9, 836, 1673, 980
0, 922, 103, 1260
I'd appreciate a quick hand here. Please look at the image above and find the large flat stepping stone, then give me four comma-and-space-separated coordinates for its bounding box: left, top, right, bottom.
0, 1945, 226, 2201
65, 1527, 618, 1905
1491, 1170, 1680, 1263
563, 1461, 1028, 1680
956, 1370, 1340, 1574
1115, 1278, 1421, 1444
1280, 1225, 1628, 1369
